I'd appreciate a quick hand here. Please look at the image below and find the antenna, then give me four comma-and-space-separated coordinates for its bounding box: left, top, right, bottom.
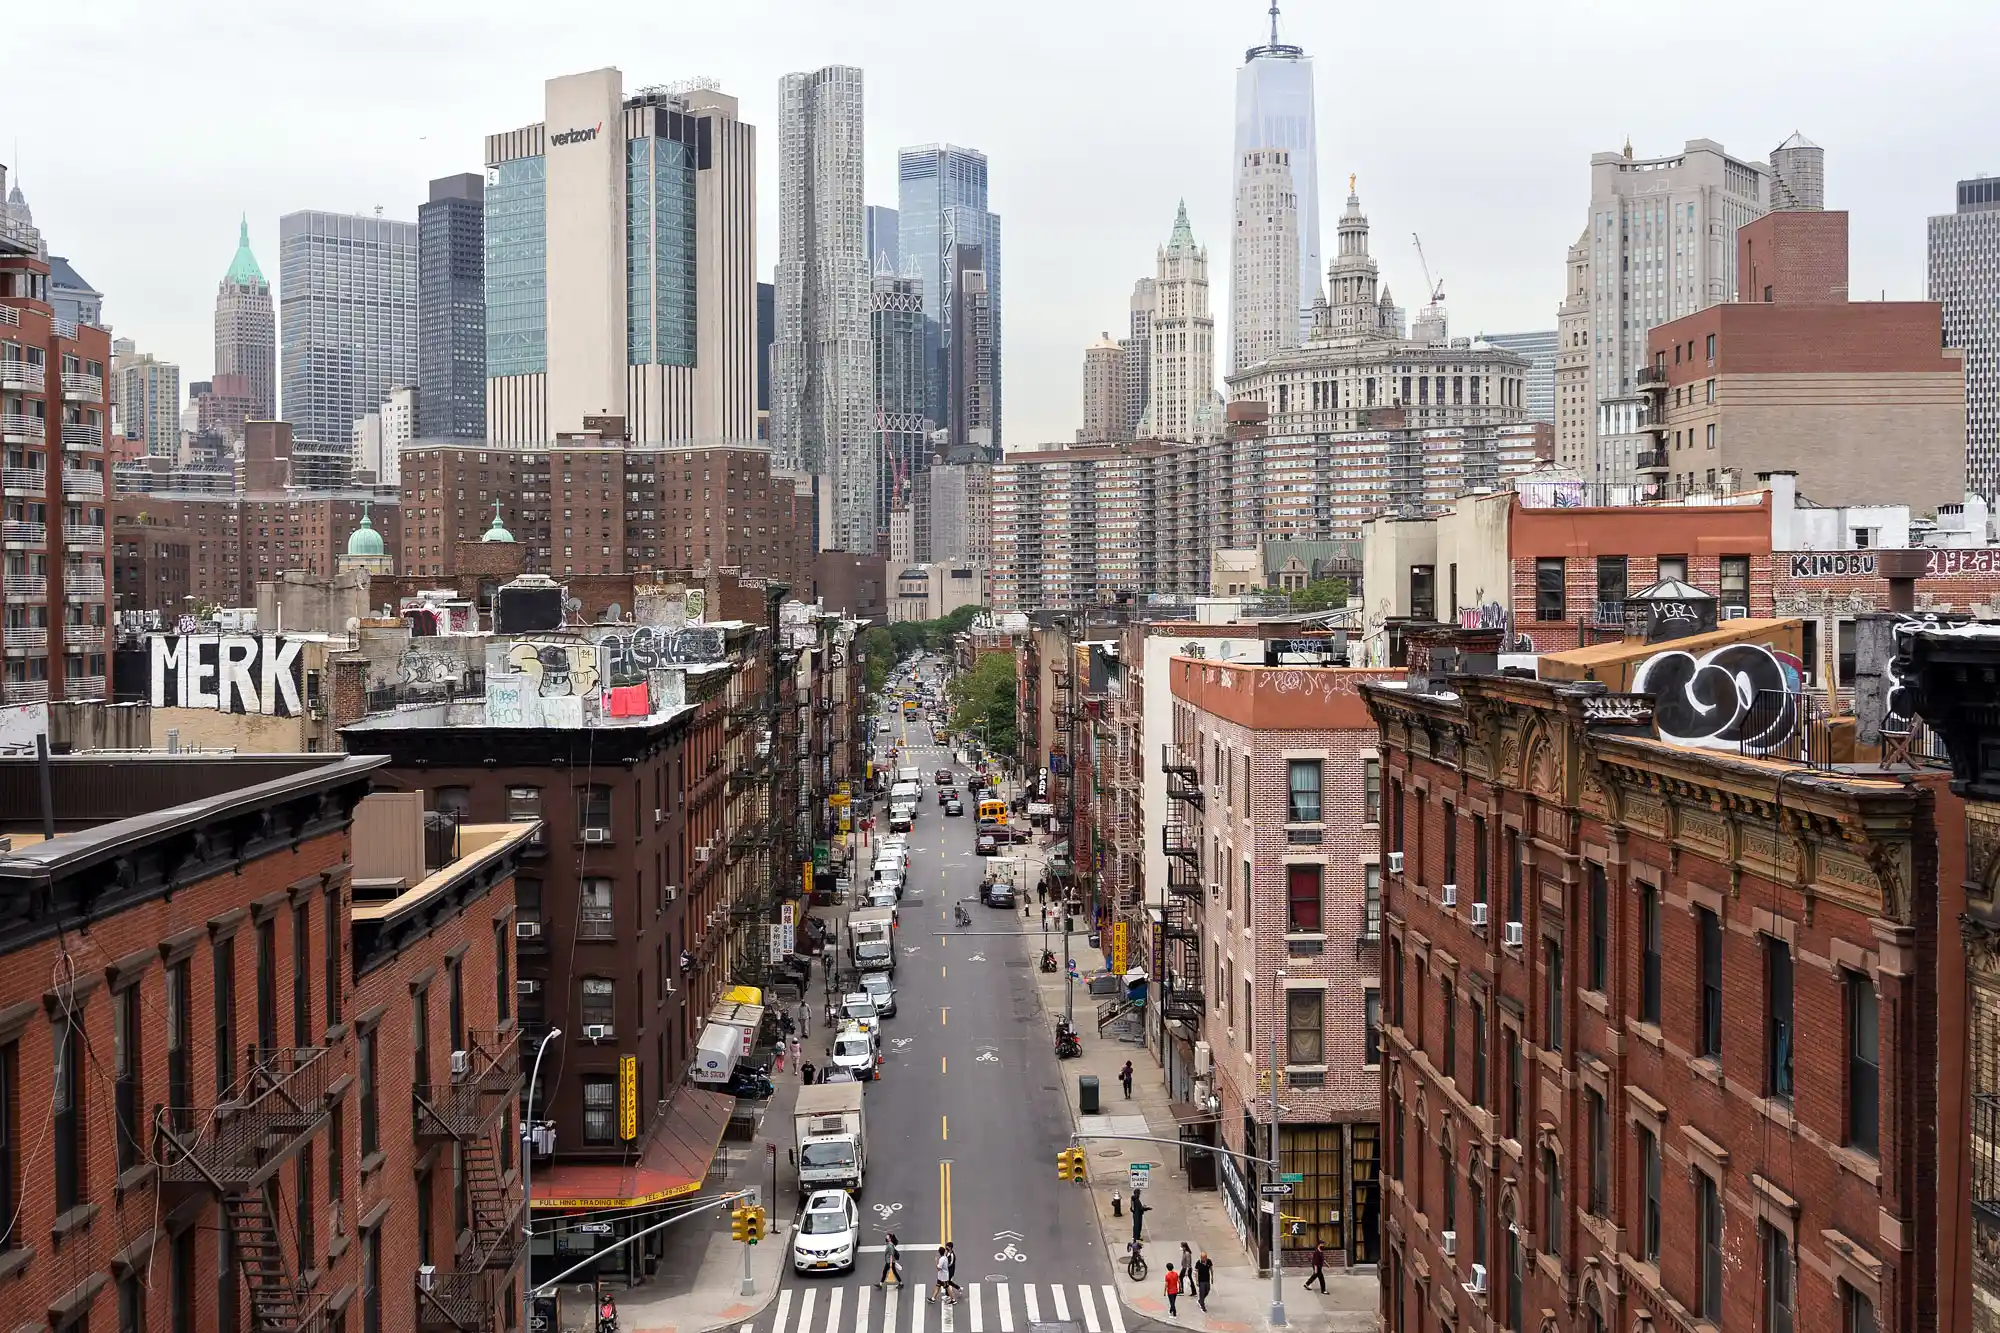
1413, 234, 1445, 307
1269, 0, 1280, 45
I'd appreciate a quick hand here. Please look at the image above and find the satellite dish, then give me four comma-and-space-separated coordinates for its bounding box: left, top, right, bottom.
345, 617, 361, 634
602, 602, 623, 622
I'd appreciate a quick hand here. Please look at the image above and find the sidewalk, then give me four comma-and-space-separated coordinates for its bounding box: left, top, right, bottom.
1028, 924, 1377, 1333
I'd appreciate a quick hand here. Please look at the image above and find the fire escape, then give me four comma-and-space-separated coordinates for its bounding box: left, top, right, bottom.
410, 1032, 525, 1331
1160, 743, 1206, 1027
152, 1048, 334, 1333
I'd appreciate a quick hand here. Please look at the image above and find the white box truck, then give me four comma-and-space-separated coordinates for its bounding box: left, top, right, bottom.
793, 1081, 868, 1192
690, 1021, 740, 1084
846, 907, 897, 975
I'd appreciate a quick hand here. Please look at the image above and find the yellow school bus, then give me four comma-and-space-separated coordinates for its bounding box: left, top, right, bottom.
977, 797, 1008, 826
902, 699, 919, 717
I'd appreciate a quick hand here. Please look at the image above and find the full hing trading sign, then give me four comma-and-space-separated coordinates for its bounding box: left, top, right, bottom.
150, 634, 307, 716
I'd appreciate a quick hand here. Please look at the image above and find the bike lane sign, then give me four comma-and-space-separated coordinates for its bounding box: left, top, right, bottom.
1128, 1162, 1154, 1194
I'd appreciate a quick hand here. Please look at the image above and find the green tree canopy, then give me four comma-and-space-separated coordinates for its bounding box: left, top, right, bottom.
1288, 577, 1351, 614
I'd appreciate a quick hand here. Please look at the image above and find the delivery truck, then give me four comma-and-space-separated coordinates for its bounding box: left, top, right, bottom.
846, 907, 897, 975
793, 1081, 868, 1192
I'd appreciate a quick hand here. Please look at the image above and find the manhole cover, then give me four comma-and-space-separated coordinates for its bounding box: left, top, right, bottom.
1096, 1147, 1124, 1158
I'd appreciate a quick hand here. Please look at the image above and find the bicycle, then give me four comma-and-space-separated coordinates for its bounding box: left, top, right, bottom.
1126, 1242, 1148, 1282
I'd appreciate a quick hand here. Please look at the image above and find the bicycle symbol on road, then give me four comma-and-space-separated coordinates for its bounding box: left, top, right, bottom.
872, 1202, 903, 1221
975, 1048, 1000, 1063
966, 953, 986, 963
891, 1038, 915, 1051
903, 945, 923, 955
992, 1231, 1028, 1263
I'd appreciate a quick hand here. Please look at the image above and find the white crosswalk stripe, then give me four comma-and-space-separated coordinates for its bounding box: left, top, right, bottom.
766, 1283, 1123, 1333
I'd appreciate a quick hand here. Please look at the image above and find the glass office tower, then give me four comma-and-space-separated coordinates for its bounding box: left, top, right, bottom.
1234, 8, 1321, 346
897, 144, 1001, 455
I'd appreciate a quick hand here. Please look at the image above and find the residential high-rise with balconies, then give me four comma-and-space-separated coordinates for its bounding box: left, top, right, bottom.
280, 209, 418, 450
775, 65, 873, 553
418, 173, 486, 439
1930, 175, 2000, 498
215, 214, 276, 421
0, 163, 113, 704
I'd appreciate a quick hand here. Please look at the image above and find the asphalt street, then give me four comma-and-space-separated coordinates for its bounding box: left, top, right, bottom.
754, 675, 1135, 1333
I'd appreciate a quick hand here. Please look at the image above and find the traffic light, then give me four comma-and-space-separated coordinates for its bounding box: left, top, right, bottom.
1057, 1147, 1087, 1183
730, 1206, 750, 1242
746, 1207, 767, 1244
1057, 1150, 1074, 1181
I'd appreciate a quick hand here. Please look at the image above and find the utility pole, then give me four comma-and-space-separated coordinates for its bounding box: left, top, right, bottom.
1269, 969, 1288, 1328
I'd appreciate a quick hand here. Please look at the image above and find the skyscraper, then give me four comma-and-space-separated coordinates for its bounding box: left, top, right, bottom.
1931, 175, 2000, 496
866, 205, 900, 271
417, 173, 485, 439
1143, 202, 1218, 443
110, 337, 181, 458
484, 70, 759, 444
873, 255, 927, 550
1770, 131, 1825, 211
279, 209, 416, 448
1080, 333, 1126, 443
775, 64, 873, 553
215, 215, 275, 422
1567, 139, 1769, 478
897, 144, 1002, 454
1229, 147, 1300, 373
948, 242, 995, 454
1232, 2, 1320, 360
1478, 329, 1558, 423
1121, 278, 1156, 439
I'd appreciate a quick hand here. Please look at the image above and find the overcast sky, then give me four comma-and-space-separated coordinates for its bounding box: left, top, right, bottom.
7, 0, 1997, 446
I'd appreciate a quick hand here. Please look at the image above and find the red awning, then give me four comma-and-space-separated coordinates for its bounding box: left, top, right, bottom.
532, 1087, 734, 1210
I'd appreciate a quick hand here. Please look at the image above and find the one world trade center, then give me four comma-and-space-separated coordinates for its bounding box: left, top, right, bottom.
1232, 2, 1321, 361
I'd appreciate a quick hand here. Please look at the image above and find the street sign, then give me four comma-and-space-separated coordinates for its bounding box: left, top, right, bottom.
1128, 1162, 1152, 1193
619, 1055, 638, 1141
575, 1221, 614, 1235
1281, 1172, 1305, 1183
1111, 920, 1128, 974
1260, 1182, 1294, 1197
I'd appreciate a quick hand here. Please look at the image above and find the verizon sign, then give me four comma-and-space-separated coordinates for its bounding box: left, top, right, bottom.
150, 635, 306, 716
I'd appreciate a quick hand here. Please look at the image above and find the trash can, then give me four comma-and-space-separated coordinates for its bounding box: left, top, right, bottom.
1080, 1074, 1101, 1114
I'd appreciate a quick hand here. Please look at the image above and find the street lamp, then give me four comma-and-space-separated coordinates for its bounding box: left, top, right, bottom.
1268, 976, 1287, 1328
522, 1027, 563, 1331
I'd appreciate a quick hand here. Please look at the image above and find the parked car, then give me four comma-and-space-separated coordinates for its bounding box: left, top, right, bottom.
976, 831, 998, 856
944, 795, 964, 817
859, 973, 897, 1017
982, 878, 1016, 909
792, 1190, 861, 1273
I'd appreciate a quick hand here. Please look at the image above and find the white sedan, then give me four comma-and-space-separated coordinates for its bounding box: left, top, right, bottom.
792, 1190, 861, 1273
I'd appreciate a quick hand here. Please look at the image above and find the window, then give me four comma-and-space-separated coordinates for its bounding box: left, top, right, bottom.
1767, 937, 1794, 1102
1596, 555, 1628, 611
1587, 1090, 1608, 1216
1658, 555, 1688, 583
297, 1148, 315, 1271
166, 961, 191, 1130
115, 985, 142, 1170
1586, 864, 1607, 991
1363, 758, 1381, 824
1535, 557, 1566, 621
1364, 989, 1381, 1066
256, 917, 278, 1055
1705, 332, 1717, 361
1506, 1028, 1522, 1141
1473, 815, 1488, 906
293, 904, 312, 1047
1638, 1125, 1661, 1263
1409, 565, 1435, 621
1469, 1155, 1487, 1272
583, 1075, 617, 1144
1505, 1207, 1524, 1332
1286, 989, 1324, 1065
578, 783, 612, 834
172, 1227, 196, 1333
54, 1015, 83, 1211
1505, 827, 1522, 925
1390, 939, 1404, 1026
0, 1043, 11, 1253
413, 988, 431, 1088
507, 785, 543, 836
120, 1270, 146, 1333
325, 889, 343, 1026
1719, 555, 1750, 614
1442, 981, 1456, 1079
1763, 1222, 1795, 1333
1541, 1145, 1562, 1257
1845, 1286, 1878, 1333
1440, 1142, 1456, 1239
1471, 998, 1487, 1109
1286, 864, 1323, 932
359, 1028, 379, 1158
328, 1098, 344, 1213
495, 919, 510, 1021
1391, 779, 1404, 853
1287, 760, 1323, 823
1363, 865, 1381, 939
582, 977, 615, 1029
1698, 907, 1723, 1057
448, 959, 465, 1054
1838, 618, 1858, 687
214, 937, 237, 1095
1544, 939, 1563, 1051
1442, 802, 1457, 887
1641, 885, 1662, 1024
416, 1167, 433, 1265
362, 1226, 382, 1333
1849, 973, 1879, 1154
579, 875, 616, 938
1697, 1170, 1723, 1322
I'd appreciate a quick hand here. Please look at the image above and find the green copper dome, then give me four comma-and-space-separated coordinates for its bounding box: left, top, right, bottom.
224, 215, 266, 288
482, 501, 515, 544
345, 503, 385, 557
1168, 199, 1194, 247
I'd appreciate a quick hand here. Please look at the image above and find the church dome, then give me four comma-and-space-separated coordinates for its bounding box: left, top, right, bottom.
345, 504, 385, 557
482, 501, 515, 544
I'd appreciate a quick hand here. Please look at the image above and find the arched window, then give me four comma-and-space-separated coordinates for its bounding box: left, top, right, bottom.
1541, 1144, 1562, 1258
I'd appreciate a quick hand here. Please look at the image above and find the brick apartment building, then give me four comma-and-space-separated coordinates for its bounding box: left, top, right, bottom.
1, 185, 114, 705
0, 751, 532, 1333
1363, 625, 1944, 1333
1640, 209, 1966, 510
1167, 657, 1398, 1267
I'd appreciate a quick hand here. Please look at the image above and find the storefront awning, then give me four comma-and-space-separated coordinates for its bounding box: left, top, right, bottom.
531, 1087, 734, 1210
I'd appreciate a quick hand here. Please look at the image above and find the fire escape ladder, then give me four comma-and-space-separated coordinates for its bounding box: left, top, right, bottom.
224, 1190, 312, 1333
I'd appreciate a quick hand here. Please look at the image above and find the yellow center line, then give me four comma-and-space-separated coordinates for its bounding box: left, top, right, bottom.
941, 1006, 948, 1026
942, 1055, 948, 1074
940, 1160, 953, 1243
942, 1114, 949, 1141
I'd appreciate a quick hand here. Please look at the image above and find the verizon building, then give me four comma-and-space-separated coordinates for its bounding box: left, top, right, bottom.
485, 68, 758, 442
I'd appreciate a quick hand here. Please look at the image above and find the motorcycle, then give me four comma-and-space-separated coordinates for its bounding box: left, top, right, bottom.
1039, 949, 1059, 973
598, 1297, 619, 1333
1054, 1020, 1082, 1060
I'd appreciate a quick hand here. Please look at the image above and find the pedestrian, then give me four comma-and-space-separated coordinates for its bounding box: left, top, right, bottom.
930, 1247, 957, 1305
801, 1003, 811, 1035
801, 1059, 816, 1085
788, 1035, 802, 1066
1130, 1191, 1149, 1243
780, 1010, 795, 1038
1179, 1241, 1193, 1277
876, 1232, 903, 1288
1194, 1253, 1213, 1311
827, 999, 838, 1029
1120, 1061, 1135, 1099
1304, 1241, 1328, 1293
1163, 1264, 1180, 1316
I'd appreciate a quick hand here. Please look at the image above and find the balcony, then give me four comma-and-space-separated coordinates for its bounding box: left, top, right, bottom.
2, 575, 44, 600
3, 626, 45, 652
1635, 449, 1668, 473
61, 420, 102, 450
60, 470, 101, 499
1, 467, 44, 494
413, 1031, 521, 1142
1, 680, 48, 704
418, 1269, 512, 1333
0, 359, 41, 392
0, 413, 44, 443
0, 306, 16, 326
60, 624, 105, 652
1, 520, 45, 547
64, 674, 105, 699
63, 569, 105, 598
60, 372, 102, 400
66, 523, 105, 549
156, 1046, 334, 1190
1636, 363, 1669, 388
1161, 743, 1204, 808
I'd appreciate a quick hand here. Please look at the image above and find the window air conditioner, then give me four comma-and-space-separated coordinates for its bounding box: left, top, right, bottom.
583, 827, 611, 844
662, 886, 678, 902
1440, 883, 1458, 908
516, 979, 540, 995
515, 921, 541, 940
1470, 903, 1489, 927
695, 846, 711, 863
1441, 1230, 1457, 1257
417, 1264, 437, 1292
1387, 851, 1404, 874
1503, 921, 1525, 948
586, 1024, 613, 1042
654, 809, 665, 826
450, 1050, 470, 1077
1194, 1040, 1213, 1076
1465, 1263, 1487, 1295
1210, 883, 1223, 901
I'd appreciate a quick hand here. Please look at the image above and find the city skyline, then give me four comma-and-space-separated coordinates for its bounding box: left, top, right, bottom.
7, 0, 1994, 448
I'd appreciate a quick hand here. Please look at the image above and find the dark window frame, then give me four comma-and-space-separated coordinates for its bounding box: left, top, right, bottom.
1286, 759, 1323, 824
1534, 557, 1566, 622
1849, 972, 1879, 1154
1697, 907, 1723, 1058
1640, 884, 1662, 1024
1587, 863, 1608, 992
1286, 863, 1324, 933
1767, 936, 1795, 1102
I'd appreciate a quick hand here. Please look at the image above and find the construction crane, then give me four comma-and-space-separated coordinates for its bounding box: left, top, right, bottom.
1412, 233, 1445, 307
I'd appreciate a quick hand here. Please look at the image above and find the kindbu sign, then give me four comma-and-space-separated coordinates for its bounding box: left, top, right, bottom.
150, 635, 306, 716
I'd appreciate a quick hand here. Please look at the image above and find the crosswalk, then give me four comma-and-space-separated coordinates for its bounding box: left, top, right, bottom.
760, 1281, 1128, 1333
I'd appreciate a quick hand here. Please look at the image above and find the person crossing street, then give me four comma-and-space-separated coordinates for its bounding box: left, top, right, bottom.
875, 1232, 904, 1288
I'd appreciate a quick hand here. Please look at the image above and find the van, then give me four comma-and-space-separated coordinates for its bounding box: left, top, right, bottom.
896, 767, 921, 786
